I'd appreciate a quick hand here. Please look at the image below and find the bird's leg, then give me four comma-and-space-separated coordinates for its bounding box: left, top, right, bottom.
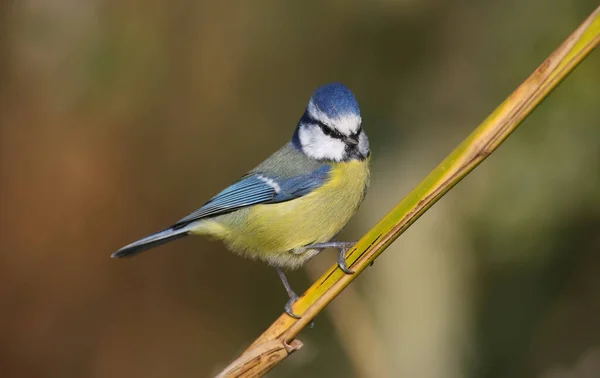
303, 241, 357, 274
276, 267, 301, 319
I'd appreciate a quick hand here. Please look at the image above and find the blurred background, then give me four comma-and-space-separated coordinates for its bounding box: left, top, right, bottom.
1, 1, 599, 377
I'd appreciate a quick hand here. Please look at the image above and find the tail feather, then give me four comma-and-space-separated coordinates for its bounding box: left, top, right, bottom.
112, 227, 189, 258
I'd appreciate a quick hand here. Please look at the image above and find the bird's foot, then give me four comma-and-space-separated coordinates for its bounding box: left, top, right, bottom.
283, 294, 314, 327
277, 267, 305, 320
284, 294, 302, 319
305, 241, 357, 274
337, 244, 356, 274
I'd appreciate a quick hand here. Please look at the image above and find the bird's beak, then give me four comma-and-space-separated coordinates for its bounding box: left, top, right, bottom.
345, 136, 359, 146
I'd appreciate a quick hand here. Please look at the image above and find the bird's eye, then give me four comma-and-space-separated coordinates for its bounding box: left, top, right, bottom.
316, 122, 344, 139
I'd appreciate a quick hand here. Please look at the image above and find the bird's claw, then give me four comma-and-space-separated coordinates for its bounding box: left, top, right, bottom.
337, 246, 355, 274
283, 294, 315, 327
284, 295, 302, 319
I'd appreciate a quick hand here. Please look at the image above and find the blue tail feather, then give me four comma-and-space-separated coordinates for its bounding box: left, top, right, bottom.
112, 227, 189, 258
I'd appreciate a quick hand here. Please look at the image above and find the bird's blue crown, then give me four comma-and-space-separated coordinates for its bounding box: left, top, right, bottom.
309, 83, 360, 119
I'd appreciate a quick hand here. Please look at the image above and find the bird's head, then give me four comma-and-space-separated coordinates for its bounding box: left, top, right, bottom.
293, 83, 369, 162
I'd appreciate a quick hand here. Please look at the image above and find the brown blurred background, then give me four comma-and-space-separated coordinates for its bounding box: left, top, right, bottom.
1, 1, 600, 377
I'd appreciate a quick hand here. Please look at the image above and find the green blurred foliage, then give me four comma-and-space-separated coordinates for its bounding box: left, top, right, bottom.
1, 1, 599, 377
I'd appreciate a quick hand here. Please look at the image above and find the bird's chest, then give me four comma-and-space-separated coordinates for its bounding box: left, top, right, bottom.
244, 160, 370, 253
294, 160, 370, 224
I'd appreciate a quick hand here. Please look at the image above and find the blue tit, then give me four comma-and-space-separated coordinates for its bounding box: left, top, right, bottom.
112, 83, 370, 318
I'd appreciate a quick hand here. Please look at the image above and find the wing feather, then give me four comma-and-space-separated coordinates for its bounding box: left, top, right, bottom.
172, 166, 331, 229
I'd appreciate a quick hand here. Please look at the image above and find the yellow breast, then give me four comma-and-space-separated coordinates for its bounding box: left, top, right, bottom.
212, 159, 370, 268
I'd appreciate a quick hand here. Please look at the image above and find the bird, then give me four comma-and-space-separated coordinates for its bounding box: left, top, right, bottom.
112, 83, 370, 318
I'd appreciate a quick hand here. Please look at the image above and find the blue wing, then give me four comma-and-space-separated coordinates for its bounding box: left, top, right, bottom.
172, 165, 331, 228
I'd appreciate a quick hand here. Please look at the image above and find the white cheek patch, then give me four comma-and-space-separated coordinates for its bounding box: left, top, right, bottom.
298, 125, 346, 161
307, 100, 362, 136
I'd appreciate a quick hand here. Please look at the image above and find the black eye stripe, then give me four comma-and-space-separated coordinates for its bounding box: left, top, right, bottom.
302, 111, 361, 142
316, 122, 344, 140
